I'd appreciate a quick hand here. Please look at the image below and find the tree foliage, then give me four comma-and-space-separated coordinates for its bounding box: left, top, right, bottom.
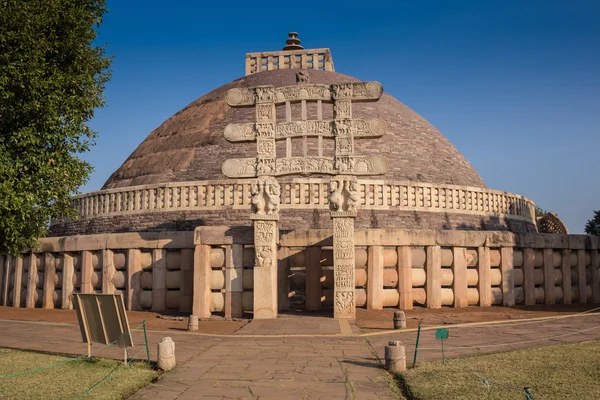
535, 206, 548, 218
585, 210, 600, 236
0, 1, 111, 255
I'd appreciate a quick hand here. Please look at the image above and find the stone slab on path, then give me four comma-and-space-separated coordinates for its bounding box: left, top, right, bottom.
235, 314, 360, 336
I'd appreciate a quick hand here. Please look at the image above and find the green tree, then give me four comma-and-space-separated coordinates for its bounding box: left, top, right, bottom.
0, 1, 111, 255
584, 210, 600, 236
535, 206, 548, 217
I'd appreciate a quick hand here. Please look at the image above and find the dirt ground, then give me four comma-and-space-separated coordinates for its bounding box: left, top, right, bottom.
355, 304, 600, 331
0, 306, 247, 334
1, 304, 598, 335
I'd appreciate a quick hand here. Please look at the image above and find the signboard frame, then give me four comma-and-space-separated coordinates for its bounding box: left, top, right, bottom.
73, 293, 134, 360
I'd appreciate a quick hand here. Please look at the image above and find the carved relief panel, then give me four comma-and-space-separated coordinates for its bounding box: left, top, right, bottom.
250, 176, 281, 217
332, 216, 356, 319
224, 118, 386, 142
222, 81, 388, 180
329, 176, 359, 214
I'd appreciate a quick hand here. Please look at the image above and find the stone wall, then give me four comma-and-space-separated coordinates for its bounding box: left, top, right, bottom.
4, 229, 596, 316
50, 179, 536, 235
50, 209, 536, 238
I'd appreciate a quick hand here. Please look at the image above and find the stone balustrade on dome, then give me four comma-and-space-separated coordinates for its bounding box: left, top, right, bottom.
61, 179, 536, 224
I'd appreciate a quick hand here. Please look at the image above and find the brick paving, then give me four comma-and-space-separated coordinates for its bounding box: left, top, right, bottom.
1, 312, 600, 399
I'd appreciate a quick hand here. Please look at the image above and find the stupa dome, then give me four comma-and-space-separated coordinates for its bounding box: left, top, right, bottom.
51, 34, 536, 236
103, 69, 485, 190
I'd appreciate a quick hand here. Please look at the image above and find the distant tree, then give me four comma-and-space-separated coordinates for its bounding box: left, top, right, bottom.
584, 210, 600, 236
535, 206, 548, 217
0, 1, 112, 255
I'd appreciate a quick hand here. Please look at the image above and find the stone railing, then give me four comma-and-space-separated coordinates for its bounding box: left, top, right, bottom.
64, 179, 536, 223
0, 232, 197, 313
197, 227, 600, 314
245, 48, 334, 75
2, 229, 598, 316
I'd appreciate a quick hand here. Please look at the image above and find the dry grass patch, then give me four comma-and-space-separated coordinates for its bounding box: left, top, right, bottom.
0, 348, 159, 399
399, 340, 600, 399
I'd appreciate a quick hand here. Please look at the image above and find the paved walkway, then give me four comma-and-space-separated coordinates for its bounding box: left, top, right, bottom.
366, 311, 600, 367
0, 317, 395, 399
1, 311, 600, 399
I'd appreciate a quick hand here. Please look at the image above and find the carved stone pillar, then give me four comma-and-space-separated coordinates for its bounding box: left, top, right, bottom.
332, 215, 356, 319
251, 176, 280, 319
330, 176, 358, 319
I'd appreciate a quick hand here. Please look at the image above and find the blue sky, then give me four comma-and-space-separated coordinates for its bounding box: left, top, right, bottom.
85, 0, 600, 233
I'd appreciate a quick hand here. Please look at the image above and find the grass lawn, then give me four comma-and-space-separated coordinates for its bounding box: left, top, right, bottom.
0, 348, 159, 399
398, 340, 600, 399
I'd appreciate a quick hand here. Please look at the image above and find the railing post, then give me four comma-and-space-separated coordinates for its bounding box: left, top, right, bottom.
225, 244, 244, 318
577, 249, 586, 303
12, 256, 23, 308
81, 251, 93, 294
397, 246, 413, 310
592, 247, 600, 304
25, 254, 37, 308
151, 249, 167, 312
277, 246, 291, 311
192, 244, 211, 319
127, 249, 142, 311
523, 248, 536, 305
543, 248, 555, 305
501, 247, 515, 306
179, 248, 194, 313
426, 246, 441, 309
42, 253, 55, 309
452, 247, 468, 308
478, 247, 491, 307
367, 245, 384, 310
102, 249, 115, 295
2, 255, 12, 306
62, 254, 74, 309
305, 246, 323, 311
562, 249, 572, 304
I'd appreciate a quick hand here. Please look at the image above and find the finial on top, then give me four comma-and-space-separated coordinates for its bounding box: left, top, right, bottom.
283, 32, 304, 50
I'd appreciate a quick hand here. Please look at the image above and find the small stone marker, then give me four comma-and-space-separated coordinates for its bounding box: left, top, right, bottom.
393, 311, 406, 329
384, 340, 406, 373
157, 337, 176, 371
188, 315, 199, 331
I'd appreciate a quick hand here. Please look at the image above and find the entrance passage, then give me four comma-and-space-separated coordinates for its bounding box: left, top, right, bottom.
199, 228, 368, 319
281, 246, 335, 314
279, 243, 369, 315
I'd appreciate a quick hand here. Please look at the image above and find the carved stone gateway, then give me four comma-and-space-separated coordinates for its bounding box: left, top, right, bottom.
327, 78, 389, 318
223, 71, 388, 319
222, 82, 389, 178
